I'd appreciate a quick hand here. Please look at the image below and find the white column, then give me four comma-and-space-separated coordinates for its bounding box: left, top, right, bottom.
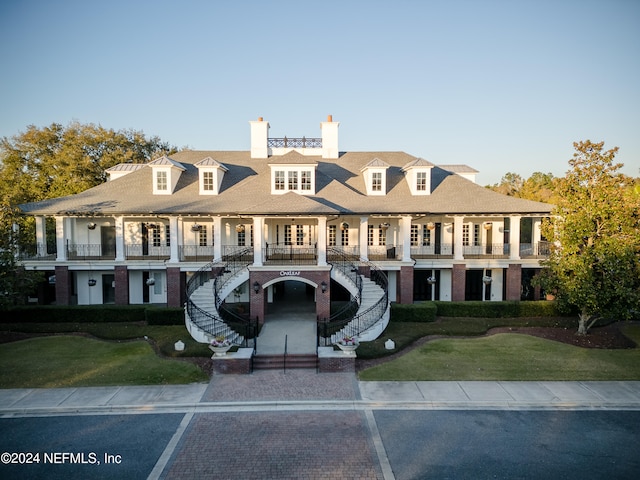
115, 216, 125, 261
453, 216, 464, 261
213, 217, 222, 260
359, 216, 368, 260
253, 217, 264, 266
509, 215, 521, 260
317, 216, 327, 266
169, 216, 179, 262
55, 216, 67, 261
401, 216, 412, 262
35, 216, 47, 257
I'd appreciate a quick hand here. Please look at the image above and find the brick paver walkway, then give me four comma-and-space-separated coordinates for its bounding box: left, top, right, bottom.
162, 370, 383, 479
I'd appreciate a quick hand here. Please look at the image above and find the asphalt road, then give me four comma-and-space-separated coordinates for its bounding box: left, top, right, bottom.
1, 410, 639, 479
0, 414, 184, 480
374, 410, 640, 480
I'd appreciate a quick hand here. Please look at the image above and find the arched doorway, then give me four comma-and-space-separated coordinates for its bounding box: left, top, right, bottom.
259, 279, 318, 354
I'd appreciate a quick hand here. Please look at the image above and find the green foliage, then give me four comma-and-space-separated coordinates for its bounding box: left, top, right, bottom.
391, 302, 437, 322
433, 301, 520, 318
0, 122, 176, 305
145, 307, 185, 325
3, 305, 148, 323
536, 140, 640, 333
486, 171, 559, 203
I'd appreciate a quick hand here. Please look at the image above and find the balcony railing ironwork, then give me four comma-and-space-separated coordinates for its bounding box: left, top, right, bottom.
185, 248, 256, 347
264, 243, 317, 265
180, 245, 215, 262
267, 137, 322, 149
124, 243, 170, 260
367, 245, 401, 261
17, 243, 57, 261
410, 244, 454, 259
67, 243, 116, 260
462, 243, 510, 259
319, 247, 389, 346
520, 241, 551, 258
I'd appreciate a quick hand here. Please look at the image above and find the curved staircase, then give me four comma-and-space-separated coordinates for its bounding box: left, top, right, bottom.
184, 247, 390, 350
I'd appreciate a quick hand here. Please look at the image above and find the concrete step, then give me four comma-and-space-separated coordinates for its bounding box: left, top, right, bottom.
253, 354, 318, 370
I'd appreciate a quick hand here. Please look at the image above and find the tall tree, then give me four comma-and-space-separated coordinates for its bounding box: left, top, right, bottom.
0, 122, 176, 306
536, 140, 640, 334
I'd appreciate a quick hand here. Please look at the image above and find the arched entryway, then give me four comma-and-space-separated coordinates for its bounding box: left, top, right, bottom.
258, 279, 318, 354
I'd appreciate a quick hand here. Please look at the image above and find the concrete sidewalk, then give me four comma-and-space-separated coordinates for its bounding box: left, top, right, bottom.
2, 377, 640, 416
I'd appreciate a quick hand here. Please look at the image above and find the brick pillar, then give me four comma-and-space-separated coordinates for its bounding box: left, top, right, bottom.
114, 266, 129, 305
249, 272, 266, 325
315, 271, 331, 321
398, 265, 414, 304
451, 264, 466, 301
506, 264, 522, 301
166, 267, 183, 307
55, 265, 72, 305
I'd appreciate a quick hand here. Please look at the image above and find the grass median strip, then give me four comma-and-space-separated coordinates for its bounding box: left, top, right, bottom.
0, 336, 209, 388
358, 324, 640, 381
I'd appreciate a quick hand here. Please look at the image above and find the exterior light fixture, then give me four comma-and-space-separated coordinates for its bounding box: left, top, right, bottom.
340, 222, 349, 230
191, 223, 202, 232
87, 222, 97, 230
146, 277, 156, 286
236, 224, 245, 233
321, 281, 327, 293
253, 281, 260, 293
484, 222, 493, 230
379, 222, 390, 230
426, 222, 436, 230
482, 275, 492, 285
427, 276, 437, 285
88, 278, 97, 287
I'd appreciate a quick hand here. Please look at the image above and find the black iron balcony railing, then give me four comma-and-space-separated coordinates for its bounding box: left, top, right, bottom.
267, 137, 322, 148
66, 243, 116, 260
17, 243, 57, 261
410, 244, 454, 259
367, 245, 401, 261
124, 243, 170, 260
520, 241, 551, 258
263, 243, 317, 265
180, 245, 215, 262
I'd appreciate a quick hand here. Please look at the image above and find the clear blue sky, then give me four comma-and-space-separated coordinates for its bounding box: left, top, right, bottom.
1, 0, 638, 185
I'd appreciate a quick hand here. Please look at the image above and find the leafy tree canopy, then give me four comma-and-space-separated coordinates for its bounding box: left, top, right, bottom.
0, 122, 176, 307
487, 171, 559, 204
536, 140, 640, 334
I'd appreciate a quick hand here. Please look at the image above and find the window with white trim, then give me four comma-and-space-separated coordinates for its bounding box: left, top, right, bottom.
328, 225, 336, 246
288, 171, 298, 190
410, 225, 419, 246
284, 225, 292, 245
301, 171, 312, 191
341, 226, 349, 246
378, 227, 386, 246
199, 227, 208, 246
203, 171, 214, 191
156, 171, 167, 191
296, 225, 304, 245
473, 224, 480, 246
372, 172, 382, 192
463, 224, 470, 246
422, 225, 431, 246
368, 225, 374, 246
416, 171, 427, 191
275, 171, 285, 190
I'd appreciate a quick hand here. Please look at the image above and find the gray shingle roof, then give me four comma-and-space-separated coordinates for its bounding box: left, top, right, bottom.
19, 150, 553, 216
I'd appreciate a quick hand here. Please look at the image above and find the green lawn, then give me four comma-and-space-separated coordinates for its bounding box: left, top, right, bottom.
358, 324, 640, 381
0, 336, 208, 388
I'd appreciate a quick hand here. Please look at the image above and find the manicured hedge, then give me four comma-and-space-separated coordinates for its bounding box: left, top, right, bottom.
432, 300, 561, 318
4, 305, 148, 323
145, 307, 185, 325
391, 302, 437, 322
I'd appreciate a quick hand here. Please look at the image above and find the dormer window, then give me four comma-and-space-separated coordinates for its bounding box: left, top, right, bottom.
401, 157, 435, 196
149, 155, 186, 195
361, 158, 389, 196
269, 152, 317, 195
195, 157, 228, 195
